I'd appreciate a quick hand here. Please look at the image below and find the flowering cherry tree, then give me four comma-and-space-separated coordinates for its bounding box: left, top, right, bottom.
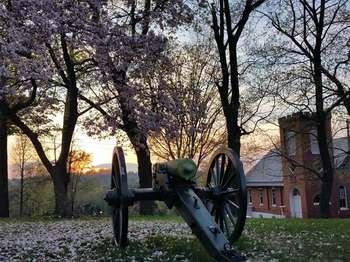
0, 0, 104, 217
1, 0, 194, 216
79, 0, 193, 214
0, 1, 57, 217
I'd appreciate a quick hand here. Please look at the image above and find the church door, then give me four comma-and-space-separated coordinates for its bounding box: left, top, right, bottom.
290, 188, 302, 218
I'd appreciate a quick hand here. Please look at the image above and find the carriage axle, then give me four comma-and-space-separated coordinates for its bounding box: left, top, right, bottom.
104, 187, 213, 208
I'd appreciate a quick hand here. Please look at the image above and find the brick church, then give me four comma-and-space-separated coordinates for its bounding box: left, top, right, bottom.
246, 113, 350, 218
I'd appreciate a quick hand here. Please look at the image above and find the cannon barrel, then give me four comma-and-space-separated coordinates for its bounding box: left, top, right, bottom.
105, 187, 212, 207
165, 158, 197, 181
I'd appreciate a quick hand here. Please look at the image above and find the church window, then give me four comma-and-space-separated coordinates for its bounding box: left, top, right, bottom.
259, 189, 264, 206
286, 131, 296, 156
248, 190, 252, 205
271, 189, 277, 206
310, 128, 320, 154
339, 186, 348, 210
313, 194, 320, 206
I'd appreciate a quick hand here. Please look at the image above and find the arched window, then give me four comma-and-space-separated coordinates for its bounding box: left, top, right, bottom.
271, 188, 277, 206
309, 128, 320, 154
259, 189, 264, 206
339, 186, 348, 210
292, 188, 300, 196
286, 131, 296, 156
313, 194, 320, 206
248, 190, 252, 205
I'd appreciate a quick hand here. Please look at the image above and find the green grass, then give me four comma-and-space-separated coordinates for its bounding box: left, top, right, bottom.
235, 218, 350, 261
87, 217, 350, 261
1, 216, 350, 261
87, 236, 212, 262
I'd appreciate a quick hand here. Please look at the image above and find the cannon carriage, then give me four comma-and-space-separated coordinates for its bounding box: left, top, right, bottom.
104, 146, 247, 261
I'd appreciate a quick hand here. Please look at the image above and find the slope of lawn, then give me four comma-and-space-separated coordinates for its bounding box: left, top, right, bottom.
0, 216, 349, 261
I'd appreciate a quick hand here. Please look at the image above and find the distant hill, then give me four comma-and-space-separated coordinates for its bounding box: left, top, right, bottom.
84, 170, 139, 188
94, 163, 138, 173
9, 162, 140, 188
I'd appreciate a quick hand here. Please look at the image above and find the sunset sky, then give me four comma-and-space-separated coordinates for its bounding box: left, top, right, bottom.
7, 121, 282, 168
8, 128, 138, 168
74, 132, 138, 166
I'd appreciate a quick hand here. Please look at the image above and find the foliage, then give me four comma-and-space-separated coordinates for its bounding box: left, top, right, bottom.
0, 0, 195, 216
9, 175, 54, 217
68, 150, 92, 175
149, 43, 225, 166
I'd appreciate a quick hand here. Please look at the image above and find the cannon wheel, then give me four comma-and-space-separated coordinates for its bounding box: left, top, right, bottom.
111, 147, 129, 248
205, 147, 247, 243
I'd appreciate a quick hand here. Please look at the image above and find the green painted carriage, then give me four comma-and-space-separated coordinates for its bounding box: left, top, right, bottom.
105, 146, 247, 261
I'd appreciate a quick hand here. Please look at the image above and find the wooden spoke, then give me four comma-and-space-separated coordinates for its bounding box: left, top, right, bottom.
211, 204, 216, 216
211, 166, 217, 186
222, 164, 238, 189
219, 154, 226, 185
205, 147, 247, 243
224, 204, 237, 226
223, 212, 234, 237
215, 156, 220, 184
217, 187, 240, 197
226, 199, 240, 210
215, 206, 220, 224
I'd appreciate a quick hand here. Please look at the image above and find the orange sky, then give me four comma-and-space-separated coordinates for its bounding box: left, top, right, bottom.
8, 122, 280, 167
8, 132, 138, 167
7, 113, 139, 166
74, 132, 138, 165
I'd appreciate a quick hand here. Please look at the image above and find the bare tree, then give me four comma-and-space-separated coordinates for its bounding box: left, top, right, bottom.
11, 134, 36, 217
148, 43, 226, 166
67, 149, 92, 216
207, 0, 267, 156
259, 0, 350, 217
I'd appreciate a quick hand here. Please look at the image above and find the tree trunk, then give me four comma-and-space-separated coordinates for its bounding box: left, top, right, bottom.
211, 2, 242, 158
342, 97, 350, 116
0, 112, 9, 217
223, 105, 241, 156
132, 135, 155, 215
70, 175, 79, 216
317, 116, 334, 218
313, 23, 333, 217
19, 162, 24, 218
52, 165, 72, 217
110, 63, 155, 214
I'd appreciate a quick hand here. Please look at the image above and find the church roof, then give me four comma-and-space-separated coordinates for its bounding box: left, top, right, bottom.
333, 137, 350, 169
246, 150, 284, 187
246, 137, 350, 186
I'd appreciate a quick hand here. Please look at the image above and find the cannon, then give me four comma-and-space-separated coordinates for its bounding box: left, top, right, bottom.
104, 146, 247, 261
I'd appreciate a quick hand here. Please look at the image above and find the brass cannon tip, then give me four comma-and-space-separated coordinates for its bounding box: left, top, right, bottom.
166, 159, 197, 181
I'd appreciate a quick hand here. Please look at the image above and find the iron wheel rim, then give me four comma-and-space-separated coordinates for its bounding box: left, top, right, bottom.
111, 147, 128, 248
